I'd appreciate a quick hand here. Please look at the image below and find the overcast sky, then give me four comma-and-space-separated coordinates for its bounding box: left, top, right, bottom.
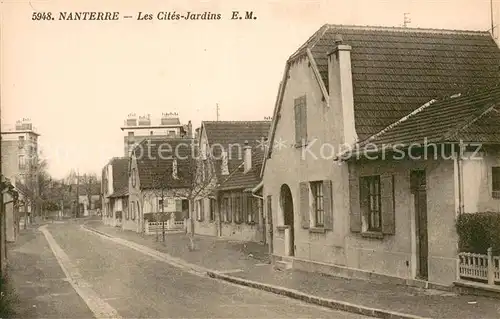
1, 0, 497, 179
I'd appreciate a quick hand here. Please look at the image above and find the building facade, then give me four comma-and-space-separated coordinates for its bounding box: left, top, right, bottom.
121, 113, 193, 156
193, 121, 270, 243
262, 25, 500, 286
1, 119, 39, 242
102, 157, 129, 227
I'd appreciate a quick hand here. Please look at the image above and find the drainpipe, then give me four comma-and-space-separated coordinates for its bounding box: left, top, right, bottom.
457, 143, 465, 214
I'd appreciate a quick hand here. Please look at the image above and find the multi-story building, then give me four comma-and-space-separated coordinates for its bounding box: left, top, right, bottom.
1, 118, 39, 242
121, 113, 193, 156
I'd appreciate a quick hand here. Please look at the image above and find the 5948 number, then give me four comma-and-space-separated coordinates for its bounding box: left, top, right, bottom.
32, 12, 54, 20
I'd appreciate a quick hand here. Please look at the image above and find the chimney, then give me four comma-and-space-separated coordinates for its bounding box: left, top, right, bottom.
187, 120, 193, 138
243, 140, 252, 173
195, 127, 200, 140
327, 34, 357, 146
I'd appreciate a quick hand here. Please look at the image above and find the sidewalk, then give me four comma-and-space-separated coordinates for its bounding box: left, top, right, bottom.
86, 220, 270, 272
86, 221, 500, 319
6, 226, 94, 318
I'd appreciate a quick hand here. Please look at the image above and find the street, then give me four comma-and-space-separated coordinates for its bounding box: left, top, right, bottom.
8, 221, 372, 319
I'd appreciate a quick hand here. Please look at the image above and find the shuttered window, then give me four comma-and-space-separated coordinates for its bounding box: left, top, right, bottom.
311, 182, 324, 227
294, 96, 307, 146
356, 174, 395, 235
493, 167, 500, 199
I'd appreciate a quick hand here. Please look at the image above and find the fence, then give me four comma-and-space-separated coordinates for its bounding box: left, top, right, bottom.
144, 220, 185, 235
458, 248, 500, 285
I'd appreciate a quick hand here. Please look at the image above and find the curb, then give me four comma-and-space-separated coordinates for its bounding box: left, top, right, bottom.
81, 225, 112, 238
207, 271, 432, 319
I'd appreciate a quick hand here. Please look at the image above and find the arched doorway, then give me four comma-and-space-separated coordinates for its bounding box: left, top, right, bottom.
280, 184, 294, 256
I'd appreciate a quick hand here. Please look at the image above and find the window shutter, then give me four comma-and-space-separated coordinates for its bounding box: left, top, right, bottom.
299, 182, 310, 228
300, 98, 307, 143
266, 195, 272, 222
350, 177, 362, 232
227, 196, 233, 223
294, 102, 301, 145
175, 199, 182, 212
381, 174, 395, 235
242, 194, 248, 222
323, 180, 333, 230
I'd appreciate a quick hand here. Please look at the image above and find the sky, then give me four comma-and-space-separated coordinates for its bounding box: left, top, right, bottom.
1, 0, 497, 179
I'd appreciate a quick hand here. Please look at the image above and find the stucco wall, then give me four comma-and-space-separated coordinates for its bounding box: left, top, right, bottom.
347, 158, 458, 285
263, 57, 349, 265
462, 150, 500, 213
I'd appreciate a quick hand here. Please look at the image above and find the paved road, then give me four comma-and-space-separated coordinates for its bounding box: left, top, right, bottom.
10, 222, 373, 318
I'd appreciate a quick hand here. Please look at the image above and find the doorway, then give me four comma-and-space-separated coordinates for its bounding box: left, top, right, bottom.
280, 184, 294, 256
411, 170, 428, 280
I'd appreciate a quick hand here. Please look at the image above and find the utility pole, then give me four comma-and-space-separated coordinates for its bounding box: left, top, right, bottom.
161, 188, 165, 243
216, 103, 220, 121
491, 0, 496, 38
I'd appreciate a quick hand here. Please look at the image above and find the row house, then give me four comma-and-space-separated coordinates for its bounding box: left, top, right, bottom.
194, 121, 271, 243
102, 157, 129, 227
126, 137, 193, 233
262, 24, 500, 286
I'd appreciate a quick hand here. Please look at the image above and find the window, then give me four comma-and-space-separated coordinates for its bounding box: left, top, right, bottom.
128, 132, 134, 137
158, 198, 164, 211
222, 197, 231, 222
493, 167, 500, 199
246, 195, 256, 223
196, 199, 204, 221
18, 155, 26, 170
209, 198, 216, 221
18, 136, 25, 148
361, 176, 382, 232
311, 181, 324, 227
131, 168, 137, 187
294, 95, 307, 146
233, 194, 243, 223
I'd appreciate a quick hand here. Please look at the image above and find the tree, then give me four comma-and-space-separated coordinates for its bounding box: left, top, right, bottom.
166, 150, 218, 250
15, 157, 49, 226
80, 173, 100, 213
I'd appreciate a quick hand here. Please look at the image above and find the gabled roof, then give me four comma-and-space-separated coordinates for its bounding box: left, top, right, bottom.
108, 157, 129, 198
132, 137, 195, 190
263, 24, 500, 175
290, 25, 500, 141
202, 121, 271, 190
350, 84, 500, 154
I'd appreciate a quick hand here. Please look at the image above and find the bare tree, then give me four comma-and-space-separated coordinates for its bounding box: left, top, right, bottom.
15, 157, 48, 226
170, 154, 218, 251
80, 173, 99, 213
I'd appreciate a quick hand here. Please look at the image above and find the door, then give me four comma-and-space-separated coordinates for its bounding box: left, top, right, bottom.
411, 170, 428, 280
280, 184, 294, 256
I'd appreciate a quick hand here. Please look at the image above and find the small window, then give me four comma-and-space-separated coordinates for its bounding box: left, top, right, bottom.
18, 136, 25, 148
310, 181, 324, 227
128, 132, 134, 137
18, 155, 26, 170
361, 176, 382, 232
209, 198, 216, 221
493, 167, 500, 199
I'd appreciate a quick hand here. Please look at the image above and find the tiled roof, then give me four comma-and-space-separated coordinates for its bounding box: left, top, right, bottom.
290, 24, 500, 141
133, 137, 195, 190
355, 84, 500, 150
203, 121, 271, 190
109, 157, 129, 198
